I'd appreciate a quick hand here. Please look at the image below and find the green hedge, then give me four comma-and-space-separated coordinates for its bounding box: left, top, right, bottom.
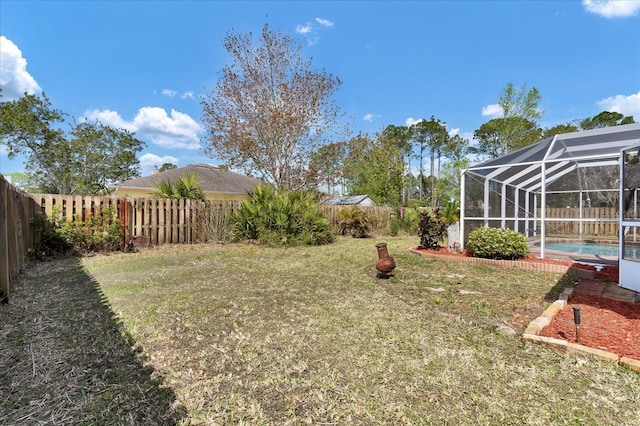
466, 227, 529, 260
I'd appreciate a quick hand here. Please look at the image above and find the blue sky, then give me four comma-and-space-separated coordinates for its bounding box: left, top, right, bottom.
1, 0, 639, 178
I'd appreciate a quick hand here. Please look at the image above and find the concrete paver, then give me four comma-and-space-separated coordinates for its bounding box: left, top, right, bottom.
573, 280, 639, 303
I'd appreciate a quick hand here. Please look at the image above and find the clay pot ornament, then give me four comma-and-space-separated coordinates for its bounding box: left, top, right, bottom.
375, 242, 396, 278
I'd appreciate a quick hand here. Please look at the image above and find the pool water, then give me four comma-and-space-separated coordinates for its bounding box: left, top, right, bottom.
545, 242, 640, 258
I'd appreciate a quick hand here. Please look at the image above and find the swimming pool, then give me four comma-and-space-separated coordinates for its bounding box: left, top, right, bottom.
545, 242, 640, 258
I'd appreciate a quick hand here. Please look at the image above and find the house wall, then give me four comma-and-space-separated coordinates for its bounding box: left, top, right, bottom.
113, 187, 248, 202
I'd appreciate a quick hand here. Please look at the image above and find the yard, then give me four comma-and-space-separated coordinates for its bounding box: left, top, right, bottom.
2, 236, 639, 425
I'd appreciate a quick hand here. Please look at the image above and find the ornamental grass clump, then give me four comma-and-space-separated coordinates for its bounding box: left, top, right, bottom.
338, 206, 373, 238
231, 185, 334, 246
467, 227, 529, 260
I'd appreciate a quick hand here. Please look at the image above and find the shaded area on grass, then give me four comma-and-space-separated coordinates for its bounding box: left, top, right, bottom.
0, 257, 185, 425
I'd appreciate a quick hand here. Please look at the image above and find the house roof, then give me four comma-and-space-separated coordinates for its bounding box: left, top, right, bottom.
322, 195, 373, 205
114, 163, 263, 195
464, 123, 640, 193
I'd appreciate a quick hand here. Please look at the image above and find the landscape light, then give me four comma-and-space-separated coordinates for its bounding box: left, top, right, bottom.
572, 306, 581, 343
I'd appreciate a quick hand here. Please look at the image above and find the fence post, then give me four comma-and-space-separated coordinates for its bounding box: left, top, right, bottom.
118, 198, 131, 250
0, 179, 9, 302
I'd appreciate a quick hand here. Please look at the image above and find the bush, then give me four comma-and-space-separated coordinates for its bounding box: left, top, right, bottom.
57, 209, 123, 254
232, 185, 334, 246
466, 227, 529, 260
29, 208, 123, 258
418, 208, 447, 250
338, 206, 372, 238
29, 211, 70, 259
388, 207, 420, 236
441, 200, 459, 225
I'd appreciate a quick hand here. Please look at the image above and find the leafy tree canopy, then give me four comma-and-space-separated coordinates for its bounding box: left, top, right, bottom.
0, 92, 145, 194
309, 141, 347, 196
542, 122, 579, 139
472, 83, 543, 159
201, 24, 345, 191
158, 162, 177, 172
410, 117, 449, 206
580, 111, 635, 130
343, 133, 404, 206
472, 116, 541, 158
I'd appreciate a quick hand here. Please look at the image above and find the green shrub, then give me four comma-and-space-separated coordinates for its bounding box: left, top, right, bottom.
29, 210, 70, 259
57, 208, 123, 254
389, 218, 400, 236
338, 206, 372, 238
418, 208, 447, 249
232, 185, 334, 246
29, 207, 123, 258
398, 207, 420, 234
441, 200, 459, 225
466, 227, 529, 260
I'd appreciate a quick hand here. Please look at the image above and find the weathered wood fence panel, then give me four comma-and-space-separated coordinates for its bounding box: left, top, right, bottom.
1, 175, 39, 302
541, 207, 619, 237
29, 194, 243, 245
321, 205, 395, 231
128, 198, 206, 245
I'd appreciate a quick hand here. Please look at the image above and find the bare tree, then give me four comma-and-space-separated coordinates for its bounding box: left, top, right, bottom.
201, 24, 344, 191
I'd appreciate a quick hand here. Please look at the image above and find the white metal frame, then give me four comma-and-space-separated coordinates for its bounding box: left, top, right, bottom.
619, 143, 640, 291
460, 124, 640, 260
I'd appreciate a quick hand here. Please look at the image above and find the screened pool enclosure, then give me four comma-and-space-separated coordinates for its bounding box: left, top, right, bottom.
460, 123, 640, 291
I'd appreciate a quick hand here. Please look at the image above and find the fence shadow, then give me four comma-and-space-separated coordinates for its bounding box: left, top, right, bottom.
0, 257, 186, 424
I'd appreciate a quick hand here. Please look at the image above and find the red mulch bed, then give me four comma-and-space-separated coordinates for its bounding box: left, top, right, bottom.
541, 293, 640, 361
413, 246, 619, 282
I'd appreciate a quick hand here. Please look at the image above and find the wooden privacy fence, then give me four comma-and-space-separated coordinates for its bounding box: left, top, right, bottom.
321, 205, 395, 231
540, 207, 619, 237
29, 194, 242, 246
1, 176, 40, 302
29, 194, 397, 245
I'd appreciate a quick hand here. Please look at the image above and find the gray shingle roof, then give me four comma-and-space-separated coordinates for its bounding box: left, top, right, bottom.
322, 195, 373, 205
115, 163, 263, 195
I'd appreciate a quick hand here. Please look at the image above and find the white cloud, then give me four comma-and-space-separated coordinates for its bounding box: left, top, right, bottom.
363, 113, 380, 122
596, 91, 640, 121
162, 89, 195, 99
296, 24, 313, 34
139, 153, 179, 168
84, 109, 137, 131
315, 18, 334, 27
83, 106, 202, 150
448, 128, 460, 137
405, 117, 423, 127
582, 0, 640, 18
133, 107, 202, 149
162, 89, 195, 100
481, 103, 503, 118
296, 18, 334, 46
0, 36, 41, 101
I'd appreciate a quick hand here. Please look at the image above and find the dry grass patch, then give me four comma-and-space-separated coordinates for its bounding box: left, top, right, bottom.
0, 258, 184, 425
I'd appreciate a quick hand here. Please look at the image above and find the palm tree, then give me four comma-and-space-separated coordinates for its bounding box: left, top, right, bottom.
152, 172, 205, 200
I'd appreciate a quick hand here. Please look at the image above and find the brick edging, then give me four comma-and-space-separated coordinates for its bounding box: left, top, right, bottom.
408, 248, 595, 280
522, 287, 640, 372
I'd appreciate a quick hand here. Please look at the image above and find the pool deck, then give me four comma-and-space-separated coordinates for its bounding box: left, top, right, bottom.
573, 279, 640, 304
528, 239, 619, 266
